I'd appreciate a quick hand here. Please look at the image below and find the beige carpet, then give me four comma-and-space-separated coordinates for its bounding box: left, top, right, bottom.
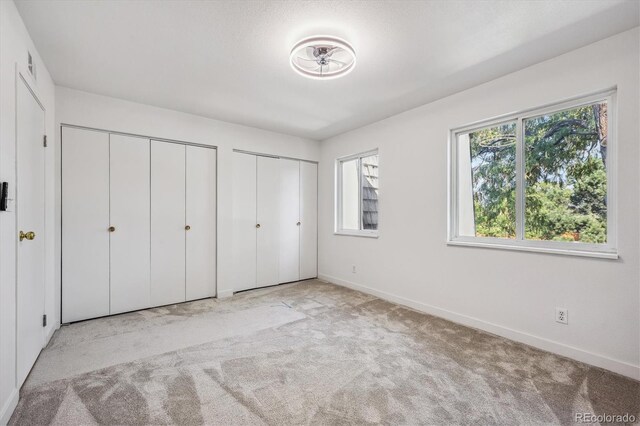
9, 280, 639, 425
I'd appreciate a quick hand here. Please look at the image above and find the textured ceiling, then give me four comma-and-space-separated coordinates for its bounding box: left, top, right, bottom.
15, 0, 640, 140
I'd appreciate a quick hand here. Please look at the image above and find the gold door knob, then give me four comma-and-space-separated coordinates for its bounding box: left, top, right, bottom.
185, 225, 191, 231
19, 231, 35, 241
256, 224, 261, 229
108, 226, 116, 232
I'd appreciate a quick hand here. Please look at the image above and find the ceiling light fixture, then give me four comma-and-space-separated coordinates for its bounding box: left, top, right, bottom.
289, 36, 356, 80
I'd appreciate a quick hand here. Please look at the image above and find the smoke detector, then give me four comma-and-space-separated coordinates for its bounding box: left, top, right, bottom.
289, 36, 356, 80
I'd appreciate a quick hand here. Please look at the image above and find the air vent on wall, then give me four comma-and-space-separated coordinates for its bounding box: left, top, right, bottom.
27, 51, 36, 80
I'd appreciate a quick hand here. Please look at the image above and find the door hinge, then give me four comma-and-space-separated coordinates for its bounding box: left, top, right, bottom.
42, 314, 47, 327
43, 135, 47, 147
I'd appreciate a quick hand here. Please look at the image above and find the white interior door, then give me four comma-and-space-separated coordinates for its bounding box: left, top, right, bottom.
16, 75, 46, 386
300, 161, 318, 280
151, 141, 185, 306
232, 152, 257, 291
256, 156, 280, 288
279, 159, 300, 283
186, 146, 217, 300
109, 134, 150, 314
62, 127, 110, 323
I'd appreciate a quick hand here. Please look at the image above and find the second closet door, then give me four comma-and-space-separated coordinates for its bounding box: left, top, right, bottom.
110, 135, 151, 314
186, 146, 217, 300
279, 159, 300, 283
151, 141, 186, 306
232, 152, 257, 291
256, 156, 280, 288
300, 161, 318, 280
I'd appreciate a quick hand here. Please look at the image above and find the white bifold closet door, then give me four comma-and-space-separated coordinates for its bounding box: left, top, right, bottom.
232, 152, 318, 293
63, 128, 217, 322
279, 159, 300, 283
151, 141, 186, 306
62, 127, 110, 323
109, 134, 151, 315
299, 161, 318, 280
232, 152, 257, 291
186, 145, 217, 300
256, 156, 281, 288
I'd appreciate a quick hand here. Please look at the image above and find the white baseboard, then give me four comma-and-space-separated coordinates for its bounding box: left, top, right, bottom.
0, 388, 18, 426
319, 273, 640, 380
44, 322, 58, 346
0, 323, 60, 426
217, 289, 234, 299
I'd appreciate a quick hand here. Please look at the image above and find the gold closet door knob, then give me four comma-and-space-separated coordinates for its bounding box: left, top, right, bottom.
256, 224, 261, 229
185, 225, 191, 231
19, 231, 36, 241
108, 226, 116, 232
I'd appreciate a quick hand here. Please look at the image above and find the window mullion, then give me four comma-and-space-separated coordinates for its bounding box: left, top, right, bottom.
450, 134, 458, 240
358, 157, 363, 231
515, 117, 525, 241
336, 160, 342, 232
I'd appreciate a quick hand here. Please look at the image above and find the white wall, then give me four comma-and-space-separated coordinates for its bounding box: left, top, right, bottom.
318, 28, 640, 379
0, 1, 57, 423
55, 86, 320, 314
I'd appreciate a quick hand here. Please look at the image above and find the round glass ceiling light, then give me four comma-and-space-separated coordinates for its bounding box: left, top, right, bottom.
289, 36, 356, 80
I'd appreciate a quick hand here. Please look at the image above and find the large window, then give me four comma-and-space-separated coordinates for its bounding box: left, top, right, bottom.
450, 91, 616, 258
336, 150, 379, 237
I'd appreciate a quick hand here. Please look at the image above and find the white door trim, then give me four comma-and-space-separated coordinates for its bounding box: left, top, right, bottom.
60, 123, 218, 150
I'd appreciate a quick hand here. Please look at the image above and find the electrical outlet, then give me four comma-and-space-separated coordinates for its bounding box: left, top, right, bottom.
556, 308, 568, 324
352, 265, 356, 274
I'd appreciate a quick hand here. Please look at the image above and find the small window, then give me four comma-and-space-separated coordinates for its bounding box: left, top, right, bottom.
450, 91, 616, 258
336, 150, 379, 237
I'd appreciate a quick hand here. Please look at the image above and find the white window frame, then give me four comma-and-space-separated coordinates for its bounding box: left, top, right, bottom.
448, 89, 617, 259
335, 149, 379, 238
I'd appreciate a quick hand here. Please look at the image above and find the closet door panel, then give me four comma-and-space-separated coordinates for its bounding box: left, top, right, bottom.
62, 127, 110, 323
232, 152, 257, 291
279, 159, 300, 283
300, 161, 318, 280
110, 134, 151, 314
256, 156, 280, 288
186, 146, 217, 300
151, 141, 186, 306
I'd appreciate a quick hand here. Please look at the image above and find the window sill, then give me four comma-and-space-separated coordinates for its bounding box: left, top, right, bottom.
334, 230, 379, 239
447, 239, 618, 260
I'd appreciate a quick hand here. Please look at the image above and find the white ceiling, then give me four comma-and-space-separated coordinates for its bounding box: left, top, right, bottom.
15, 0, 639, 141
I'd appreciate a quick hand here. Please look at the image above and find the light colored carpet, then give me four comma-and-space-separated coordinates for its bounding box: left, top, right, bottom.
9, 280, 639, 425
24, 301, 305, 389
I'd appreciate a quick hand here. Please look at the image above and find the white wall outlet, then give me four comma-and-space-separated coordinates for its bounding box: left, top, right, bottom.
556, 308, 568, 324
352, 265, 356, 274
